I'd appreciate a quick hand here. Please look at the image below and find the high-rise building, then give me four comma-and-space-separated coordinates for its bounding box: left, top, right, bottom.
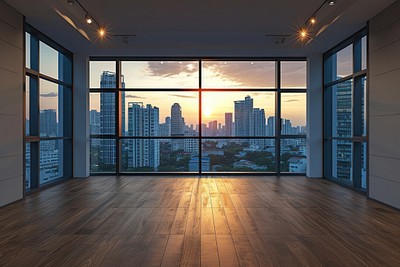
251, 108, 266, 149
208, 120, 217, 136
225, 112, 233, 136
332, 79, 352, 180
99, 71, 125, 165
171, 103, 184, 150
171, 103, 184, 136
127, 103, 160, 170
234, 96, 253, 136
90, 110, 100, 134
40, 109, 57, 137
266, 116, 275, 136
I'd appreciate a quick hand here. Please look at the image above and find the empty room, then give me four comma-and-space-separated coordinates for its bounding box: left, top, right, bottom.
1, 0, 400, 266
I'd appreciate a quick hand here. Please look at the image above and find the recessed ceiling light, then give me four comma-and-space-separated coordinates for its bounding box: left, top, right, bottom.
310, 18, 316, 25
327, 0, 336, 6
67, 0, 75, 5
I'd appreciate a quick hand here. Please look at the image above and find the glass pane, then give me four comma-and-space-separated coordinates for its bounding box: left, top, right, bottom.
40, 79, 60, 137
280, 138, 307, 173
90, 138, 116, 173
121, 61, 199, 88
361, 142, 367, 189
25, 76, 30, 136
281, 93, 306, 135
332, 140, 353, 182
281, 61, 307, 88
202, 139, 276, 172
337, 45, 353, 78
202, 92, 275, 137
25, 143, 31, 189
202, 61, 275, 89
90, 61, 116, 88
332, 80, 353, 138
362, 77, 367, 136
121, 138, 199, 172
25, 32, 31, 69
361, 36, 367, 70
40, 140, 63, 184
39, 41, 59, 80
122, 92, 198, 137
325, 45, 353, 83
90, 92, 115, 135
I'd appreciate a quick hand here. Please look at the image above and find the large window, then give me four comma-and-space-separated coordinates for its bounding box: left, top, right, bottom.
90, 59, 307, 174
324, 29, 367, 190
25, 25, 72, 190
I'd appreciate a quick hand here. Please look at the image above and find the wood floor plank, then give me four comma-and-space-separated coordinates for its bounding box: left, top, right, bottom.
201, 208, 215, 235
161, 235, 185, 267
216, 235, 240, 267
201, 235, 220, 267
170, 207, 189, 235
1, 176, 400, 266
231, 235, 259, 267
140, 235, 169, 267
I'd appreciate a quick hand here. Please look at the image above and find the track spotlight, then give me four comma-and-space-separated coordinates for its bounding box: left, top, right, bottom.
85, 14, 93, 24
299, 29, 308, 40
98, 27, 106, 37
309, 17, 316, 25
327, 1, 336, 6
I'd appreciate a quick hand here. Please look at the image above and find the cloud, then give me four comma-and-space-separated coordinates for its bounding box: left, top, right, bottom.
146, 62, 198, 77
168, 94, 197, 99
203, 61, 276, 88
144, 60, 306, 88
125, 95, 146, 99
40, 92, 57, 97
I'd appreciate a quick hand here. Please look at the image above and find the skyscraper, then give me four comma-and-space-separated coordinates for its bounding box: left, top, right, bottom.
171, 103, 184, 136
127, 103, 160, 170
225, 112, 233, 136
251, 108, 266, 148
266, 116, 275, 136
99, 71, 125, 165
332, 79, 352, 180
171, 103, 184, 150
234, 96, 253, 136
208, 120, 217, 136
40, 109, 57, 137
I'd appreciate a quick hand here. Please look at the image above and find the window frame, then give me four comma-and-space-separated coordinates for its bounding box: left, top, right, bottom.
323, 28, 368, 192
89, 57, 307, 175
24, 23, 73, 193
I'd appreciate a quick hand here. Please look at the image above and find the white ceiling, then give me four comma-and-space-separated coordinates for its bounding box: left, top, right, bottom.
5, 0, 397, 56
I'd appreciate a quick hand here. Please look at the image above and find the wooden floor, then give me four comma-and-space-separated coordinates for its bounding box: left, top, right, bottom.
1, 177, 400, 266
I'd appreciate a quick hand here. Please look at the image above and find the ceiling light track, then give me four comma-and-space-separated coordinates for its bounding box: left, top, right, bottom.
298, 0, 338, 41
67, 0, 106, 37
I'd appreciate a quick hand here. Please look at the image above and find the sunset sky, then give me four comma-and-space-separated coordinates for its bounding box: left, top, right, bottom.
89, 60, 307, 127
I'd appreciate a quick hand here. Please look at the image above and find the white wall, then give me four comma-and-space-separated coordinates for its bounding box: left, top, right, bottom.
0, 0, 23, 207
307, 55, 323, 178
73, 54, 90, 178
369, 0, 400, 208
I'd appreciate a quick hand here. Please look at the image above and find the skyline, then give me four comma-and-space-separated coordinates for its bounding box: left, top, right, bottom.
90, 92, 306, 128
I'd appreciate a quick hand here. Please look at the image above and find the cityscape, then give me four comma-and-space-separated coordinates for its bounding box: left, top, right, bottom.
90, 71, 307, 173
26, 70, 364, 181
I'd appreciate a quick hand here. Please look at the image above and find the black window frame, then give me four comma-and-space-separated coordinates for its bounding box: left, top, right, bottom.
323, 28, 368, 192
89, 57, 307, 176
24, 23, 73, 193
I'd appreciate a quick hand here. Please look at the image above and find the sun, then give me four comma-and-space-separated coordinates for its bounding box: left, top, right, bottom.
203, 107, 212, 117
